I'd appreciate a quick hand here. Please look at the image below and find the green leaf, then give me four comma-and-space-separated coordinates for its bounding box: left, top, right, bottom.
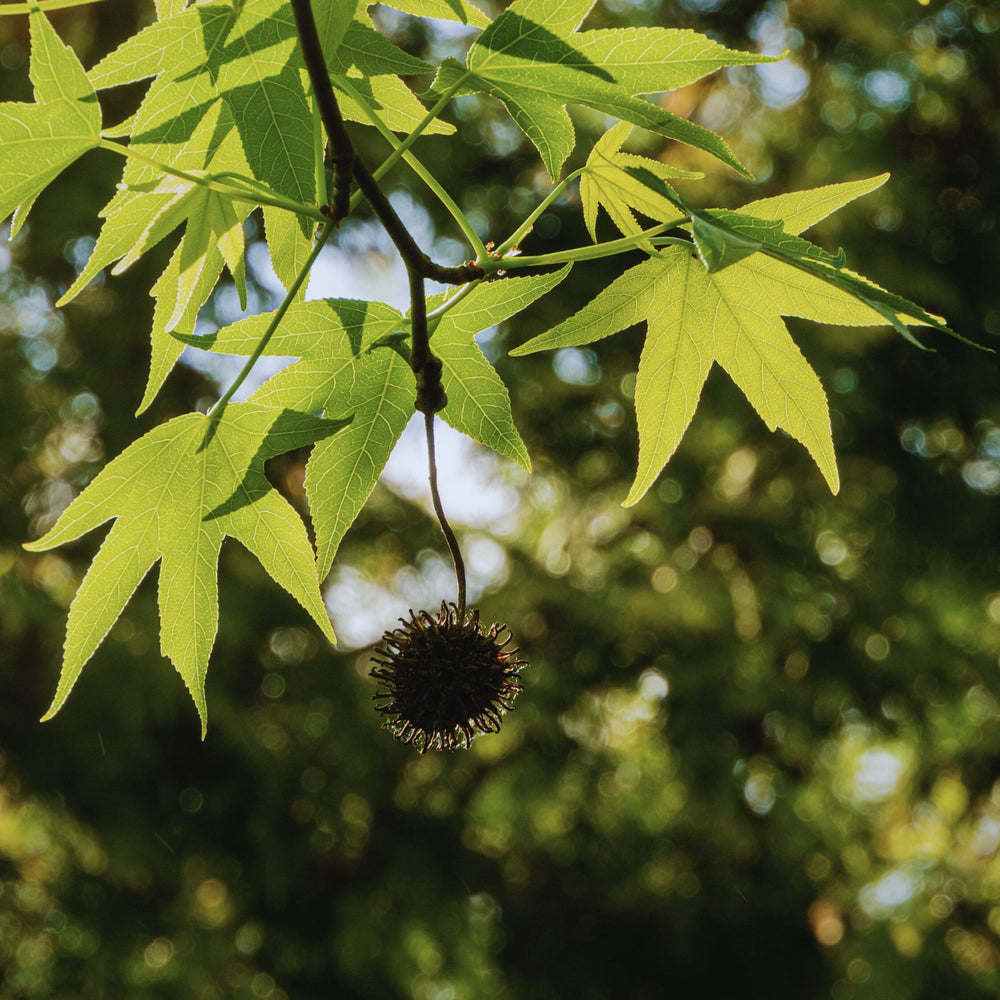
383, 0, 490, 29
330, 19, 433, 77
327, 7, 454, 135
512, 179, 935, 503
88, 0, 314, 294
156, 0, 188, 18
137, 244, 203, 418
61, 99, 254, 413
61, 68, 245, 302
25, 405, 341, 736
133, 181, 250, 416
181, 273, 568, 574
0, 3, 101, 232
88, 0, 449, 290
728, 178, 974, 347
303, 349, 414, 579
569, 26, 781, 94
691, 209, 847, 273
426, 267, 572, 470
179, 300, 410, 578
87, 4, 236, 90
314, 0, 360, 58
426, 0, 771, 178
215, 2, 315, 293
335, 73, 455, 135
581, 121, 695, 242
736, 173, 891, 236
690, 211, 767, 271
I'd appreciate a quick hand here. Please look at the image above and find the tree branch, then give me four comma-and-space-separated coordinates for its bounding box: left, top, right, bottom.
289, 0, 484, 285
289, 0, 353, 222
290, 0, 473, 608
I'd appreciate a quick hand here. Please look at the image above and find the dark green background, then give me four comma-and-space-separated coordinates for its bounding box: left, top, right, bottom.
1, 0, 999, 997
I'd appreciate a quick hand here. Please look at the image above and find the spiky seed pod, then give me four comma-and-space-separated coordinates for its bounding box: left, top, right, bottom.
370, 602, 526, 753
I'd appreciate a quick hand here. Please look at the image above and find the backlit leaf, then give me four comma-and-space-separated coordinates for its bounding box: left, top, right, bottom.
25, 405, 341, 736
0, 3, 101, 232
425, 0, 773, 177
513, 177, 946, 503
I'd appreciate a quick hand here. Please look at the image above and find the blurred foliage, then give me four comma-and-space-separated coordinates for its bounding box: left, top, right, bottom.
1, 0, 1000, 997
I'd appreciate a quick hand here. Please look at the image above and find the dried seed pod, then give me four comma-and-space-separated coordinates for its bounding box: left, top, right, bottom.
370, 602, 526, 753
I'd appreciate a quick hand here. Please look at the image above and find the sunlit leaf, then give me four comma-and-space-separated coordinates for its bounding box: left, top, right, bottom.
25, 405, 341, 736
0, 3, 101, 233
513, 177, 947, 503
425, 0, 774, 178
581, 121, 695, 243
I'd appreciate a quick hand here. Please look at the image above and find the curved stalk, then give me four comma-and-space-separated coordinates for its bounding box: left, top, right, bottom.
335, 75, 487, 260
495, 167, 586, 257
99, 139, 326, 222
425, 410, 466, 617
426, 280, 480, 323
494, 227, 692, 271
208, 223, 335, 417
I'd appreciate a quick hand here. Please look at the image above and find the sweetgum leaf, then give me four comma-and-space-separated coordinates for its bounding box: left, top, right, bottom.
0, 3, 101, 233
581, 121, 695, 243
424, 0, 775, 178
383, 0, 490, 28
25, 405, 341, 737
513, 176, 952, 503
180, 272, 567, 575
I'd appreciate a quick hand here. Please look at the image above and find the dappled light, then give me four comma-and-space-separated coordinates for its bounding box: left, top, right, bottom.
1, 0, 998, 996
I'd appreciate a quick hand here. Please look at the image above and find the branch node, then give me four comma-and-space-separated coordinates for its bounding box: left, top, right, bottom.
415, 354, 447, 414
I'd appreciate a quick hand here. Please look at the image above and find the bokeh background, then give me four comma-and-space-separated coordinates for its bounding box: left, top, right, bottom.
2, 0, 1000, 997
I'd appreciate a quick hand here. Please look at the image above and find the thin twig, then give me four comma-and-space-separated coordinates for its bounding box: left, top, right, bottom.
408, 269, 446, 414
289, 0, 353, 222
289, 0, 471, 604
425, 410, 466, 617
289, 0, 483, 284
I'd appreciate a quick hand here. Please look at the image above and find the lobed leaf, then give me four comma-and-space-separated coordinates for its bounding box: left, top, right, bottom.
182, 273, 568, 574
513, 177, 952, 502
427, 0, 770, 178
425, 268, 572, 472
0, 3, 101, 232
25, 405, 341, 736
182, 299, 413, 578
581, 121, 694, 242
384, 0, 491, 29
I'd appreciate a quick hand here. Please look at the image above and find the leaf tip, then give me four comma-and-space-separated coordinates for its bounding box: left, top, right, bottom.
40, 685, 69, 724
317, 614, 336, 647
621, 478, 651, 509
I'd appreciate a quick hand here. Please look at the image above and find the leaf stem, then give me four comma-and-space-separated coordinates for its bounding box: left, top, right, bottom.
370, 77, 470, 186
289, 0, 481, 286
208, 224, 335, 418
288, 0, 478, 614
495, 226, 692, 270
495, 167, 586, 257
424, 410, 466, 617
99, 138, 326, 222
335, 75, 487, 259
309, 80, 327, 207
426, 280, 480, 323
